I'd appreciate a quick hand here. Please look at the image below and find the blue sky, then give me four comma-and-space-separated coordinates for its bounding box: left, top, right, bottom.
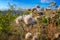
0, 0, 60, 10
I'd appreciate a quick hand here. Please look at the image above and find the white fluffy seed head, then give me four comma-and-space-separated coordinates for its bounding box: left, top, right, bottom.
15, 16, 23, 24
54, 33, 60, 38
25, 32, 32, 39
32, 35, 39, 40
36, 8, 41, 12
24, 14, 32, 24
57, 6, 60, 10
24, 14, 37, 25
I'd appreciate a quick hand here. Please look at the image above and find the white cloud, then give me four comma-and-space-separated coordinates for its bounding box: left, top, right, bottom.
40, 0, 54, 3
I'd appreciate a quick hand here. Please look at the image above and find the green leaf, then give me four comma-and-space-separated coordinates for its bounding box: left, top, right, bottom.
0, 27, 3, 31
42, 16, 47, 23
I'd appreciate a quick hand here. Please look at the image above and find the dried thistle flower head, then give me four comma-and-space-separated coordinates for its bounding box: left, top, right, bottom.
50, 2, 56, 6
31, 8, 36, 12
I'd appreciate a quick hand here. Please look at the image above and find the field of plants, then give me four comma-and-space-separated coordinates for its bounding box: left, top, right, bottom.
0, 2, 60, 40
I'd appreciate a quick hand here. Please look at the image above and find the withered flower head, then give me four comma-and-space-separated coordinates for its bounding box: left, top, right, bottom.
28, 8, 31, 11
36, 5, 40, 8
31, 8, 36, 12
